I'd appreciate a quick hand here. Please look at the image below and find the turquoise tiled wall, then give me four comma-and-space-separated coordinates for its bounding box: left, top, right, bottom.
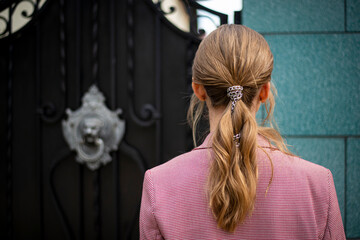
243, 0, 344, 32
347, 138, 360, 237
267, 34, 360, 135
347, 0, 360, 31
244, 0, 360, 238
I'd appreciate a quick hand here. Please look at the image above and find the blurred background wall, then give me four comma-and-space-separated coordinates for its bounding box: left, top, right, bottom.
0, 0, 200, 239
243, 0, 360, 238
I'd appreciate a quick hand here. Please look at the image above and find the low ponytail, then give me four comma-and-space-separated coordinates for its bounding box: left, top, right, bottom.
209, 96, 258, 232
189, 24, 292, 232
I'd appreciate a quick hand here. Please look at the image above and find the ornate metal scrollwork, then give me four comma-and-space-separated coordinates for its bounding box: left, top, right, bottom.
146, 0, 229, 37
0, 0, 48, 39
153, 0, 176, 15
62, 85, 125, 170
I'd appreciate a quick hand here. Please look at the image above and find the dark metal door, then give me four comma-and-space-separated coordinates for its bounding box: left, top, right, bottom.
0, 0, 229, 239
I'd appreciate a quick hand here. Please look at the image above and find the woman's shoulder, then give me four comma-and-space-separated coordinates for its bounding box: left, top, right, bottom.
257, 145, 332, 193
257, 136, 330, 176
148, 134, 212, 179
255, 145, 344, 239
148, 146, 211, 185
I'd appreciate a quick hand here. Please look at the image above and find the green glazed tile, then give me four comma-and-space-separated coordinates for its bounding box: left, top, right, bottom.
265, 34, 360, 135
347, 0, 360, 31
243, 0, 344, 32
346, 138, 360, 237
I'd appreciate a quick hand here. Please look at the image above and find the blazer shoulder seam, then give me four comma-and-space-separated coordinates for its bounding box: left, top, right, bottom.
146, 170, 163, 236
321, 169, 332, 239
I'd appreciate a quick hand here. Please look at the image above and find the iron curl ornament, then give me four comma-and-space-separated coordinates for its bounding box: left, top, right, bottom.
62, 85, 125, 170
0, 0, 48, 39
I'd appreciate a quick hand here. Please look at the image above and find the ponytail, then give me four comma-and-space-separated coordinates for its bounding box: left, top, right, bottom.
209, 95, 258, 232
188, 24, 293, 233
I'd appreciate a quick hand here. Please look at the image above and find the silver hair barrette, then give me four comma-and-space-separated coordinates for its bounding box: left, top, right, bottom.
227, 85, 243, 113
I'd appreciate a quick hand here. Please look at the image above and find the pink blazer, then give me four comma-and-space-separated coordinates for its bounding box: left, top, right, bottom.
140, 134, 345, 239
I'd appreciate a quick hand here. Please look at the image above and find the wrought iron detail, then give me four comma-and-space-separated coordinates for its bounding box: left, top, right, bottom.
59, 0, 66, 92
153, 0, 175, 15
49, 149, 75, 240
0, 0, 219, 238
92, 0, 99, 84
0, 0, 48, 39
6, 42, 13, 240
35, 20, 45, 239
39, 102, 57, 118
62, 85, 125, 170
90, 1, 101, 239
127, 0, 161, 127
108, 0, 121, 238
93, 169, 101, 240
37, 0, 67, 124
145, 0, 228, 38
186, 0, 228, 36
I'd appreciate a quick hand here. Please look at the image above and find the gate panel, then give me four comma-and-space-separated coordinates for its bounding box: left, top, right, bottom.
0, 0, 230, 238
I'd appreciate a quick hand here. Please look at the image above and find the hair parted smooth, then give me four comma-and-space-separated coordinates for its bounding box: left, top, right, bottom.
187, 24, 292, 232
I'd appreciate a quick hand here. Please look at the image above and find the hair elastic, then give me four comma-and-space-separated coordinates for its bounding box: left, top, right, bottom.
233, 133, 241, 147
227, 85, 243, 147
227, 85, 243, 113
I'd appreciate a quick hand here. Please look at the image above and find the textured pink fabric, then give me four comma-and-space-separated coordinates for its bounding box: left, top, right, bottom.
140, 134, 345, 239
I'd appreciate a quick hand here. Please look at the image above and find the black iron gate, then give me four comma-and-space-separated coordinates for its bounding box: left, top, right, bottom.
0, 0, 230, 239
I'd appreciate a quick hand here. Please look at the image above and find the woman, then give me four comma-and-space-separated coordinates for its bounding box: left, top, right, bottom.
139, 25, 345, 239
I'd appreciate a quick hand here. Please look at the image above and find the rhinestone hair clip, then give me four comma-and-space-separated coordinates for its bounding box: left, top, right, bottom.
227, 85, 243, 113
233, 133, 241, 147
227, 85, 243, 147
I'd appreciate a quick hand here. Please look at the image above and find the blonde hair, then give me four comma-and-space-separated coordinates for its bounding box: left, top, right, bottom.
187, 25, 292, 232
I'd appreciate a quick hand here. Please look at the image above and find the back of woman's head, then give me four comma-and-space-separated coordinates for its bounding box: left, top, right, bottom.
193, 24, 273, 108
188, 24, 289, 232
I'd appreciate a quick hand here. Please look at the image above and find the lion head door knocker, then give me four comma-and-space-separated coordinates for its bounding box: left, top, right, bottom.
62, 85, 125, 170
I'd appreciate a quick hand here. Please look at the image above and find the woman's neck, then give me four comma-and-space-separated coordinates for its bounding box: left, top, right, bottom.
208, 101, 259, 133
208, 105, 226, 133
